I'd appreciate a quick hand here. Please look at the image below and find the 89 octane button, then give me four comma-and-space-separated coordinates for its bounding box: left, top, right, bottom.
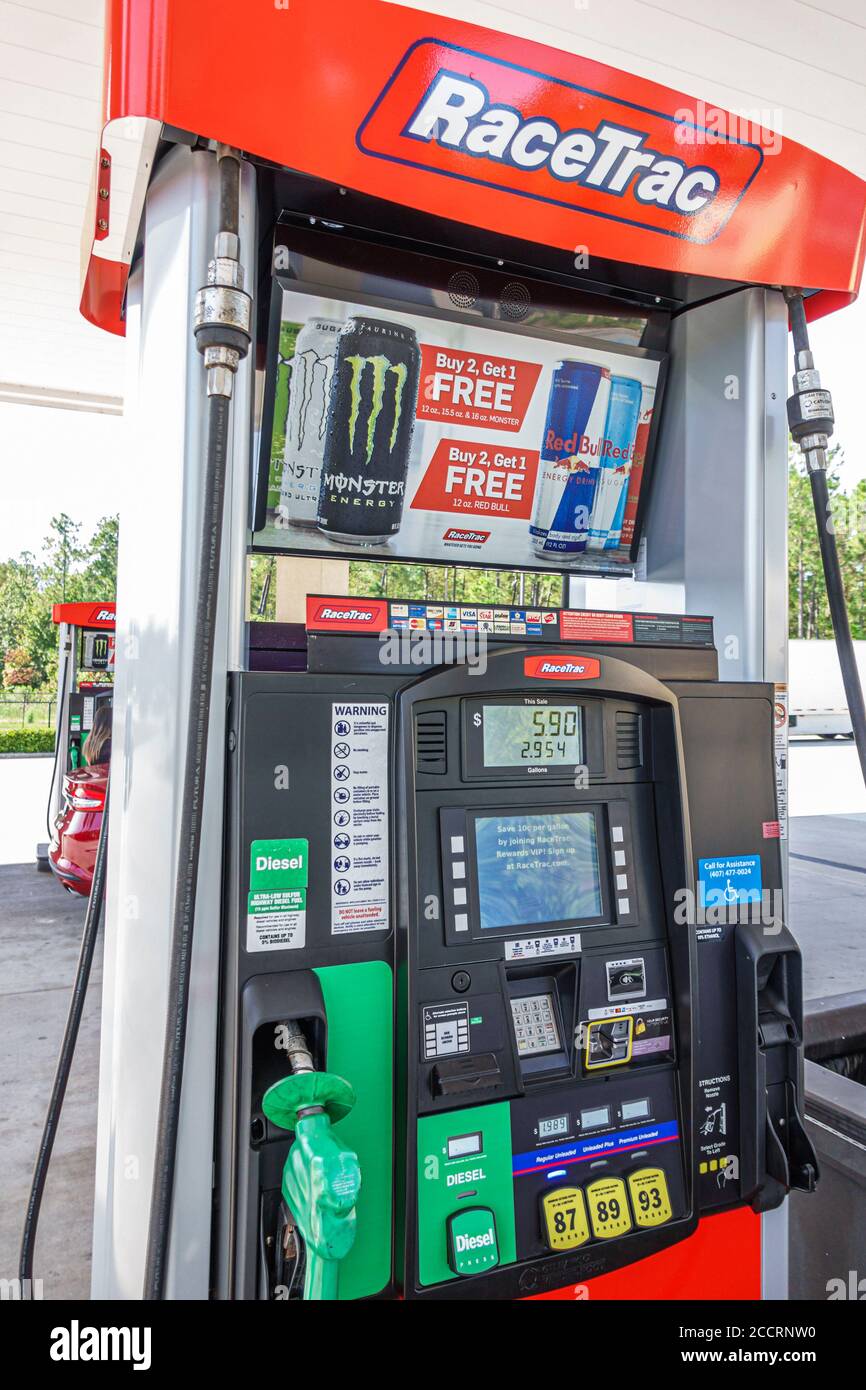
586, 1177, 632, 1239
627, 1167, 672, 1227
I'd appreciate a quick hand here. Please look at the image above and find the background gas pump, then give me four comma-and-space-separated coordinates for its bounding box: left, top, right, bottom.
38, 601, 115, 871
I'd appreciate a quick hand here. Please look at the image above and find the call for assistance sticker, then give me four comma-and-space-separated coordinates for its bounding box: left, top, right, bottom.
698, 854, 762, 908
246, 837, 308, 952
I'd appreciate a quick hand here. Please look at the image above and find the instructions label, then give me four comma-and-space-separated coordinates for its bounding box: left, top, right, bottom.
698, 855, 762, 907
246, 837, 308, 952
773, 683, 788, 840
331, 702, 389, 934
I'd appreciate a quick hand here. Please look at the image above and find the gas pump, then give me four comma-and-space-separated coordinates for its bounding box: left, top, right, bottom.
38, 601, 115, 869
58, 0, 866, 1302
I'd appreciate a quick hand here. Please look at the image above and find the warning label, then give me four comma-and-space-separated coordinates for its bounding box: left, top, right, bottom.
331, 702, 389, 935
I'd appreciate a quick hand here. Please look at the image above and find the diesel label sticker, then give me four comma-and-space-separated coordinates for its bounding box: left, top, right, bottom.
246, 838, 308, 952
331, 702, 389, 934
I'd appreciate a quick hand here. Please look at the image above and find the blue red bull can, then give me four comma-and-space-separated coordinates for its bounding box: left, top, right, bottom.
586, 375, 643, 550
530, 362, 612, 555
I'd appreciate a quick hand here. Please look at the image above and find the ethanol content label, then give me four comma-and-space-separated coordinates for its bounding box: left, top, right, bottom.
331, 702, 389, 934
246, 837, 308, 952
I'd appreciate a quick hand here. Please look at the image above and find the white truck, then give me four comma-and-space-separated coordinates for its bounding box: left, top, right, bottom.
789, 639, 866, 738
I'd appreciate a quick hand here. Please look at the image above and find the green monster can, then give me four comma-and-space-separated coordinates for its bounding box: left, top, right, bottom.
317, 315, 421, 545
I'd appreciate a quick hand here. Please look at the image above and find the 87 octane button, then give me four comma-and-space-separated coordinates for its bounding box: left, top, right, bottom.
541, 1187, 590, 1251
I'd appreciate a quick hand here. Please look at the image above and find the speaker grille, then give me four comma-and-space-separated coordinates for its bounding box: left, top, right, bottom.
415, 710, 447, 774
616, 711, 642, 769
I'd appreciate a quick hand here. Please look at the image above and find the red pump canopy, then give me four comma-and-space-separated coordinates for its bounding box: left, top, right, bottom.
82, 0, 866, 334
52, 602, 116, 630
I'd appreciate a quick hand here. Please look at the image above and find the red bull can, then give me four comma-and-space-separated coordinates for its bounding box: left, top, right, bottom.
619, 383, 656, 550
586, 375, 643, 550
530, 361, 611, 555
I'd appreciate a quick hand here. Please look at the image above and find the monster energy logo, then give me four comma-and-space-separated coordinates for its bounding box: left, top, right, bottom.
345, 354, 409, 465
288, 347, 333, 452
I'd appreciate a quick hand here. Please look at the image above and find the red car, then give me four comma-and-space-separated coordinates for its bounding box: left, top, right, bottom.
49, 764, 108, 895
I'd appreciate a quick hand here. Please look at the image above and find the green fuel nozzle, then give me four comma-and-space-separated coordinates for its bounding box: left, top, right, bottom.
262, 1027, 361, 1301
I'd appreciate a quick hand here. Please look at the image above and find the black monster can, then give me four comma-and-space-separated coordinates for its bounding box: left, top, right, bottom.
317, 315, 421, 545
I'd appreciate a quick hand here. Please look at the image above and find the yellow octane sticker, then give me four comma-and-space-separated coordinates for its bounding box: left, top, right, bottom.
586, 1177, 632, 1239
628, 1167, 673, 1227
541, 1187, 590, 1251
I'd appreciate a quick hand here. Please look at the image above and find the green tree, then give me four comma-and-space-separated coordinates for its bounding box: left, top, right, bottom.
788, 445, 866, 640
83, 515, 120, 597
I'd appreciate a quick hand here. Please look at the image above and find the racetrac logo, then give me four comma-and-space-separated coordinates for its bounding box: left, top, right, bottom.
306, 597, 388, 632
443, 527, 491, 544
357, 41, 764, 243
524, 655, 601, 680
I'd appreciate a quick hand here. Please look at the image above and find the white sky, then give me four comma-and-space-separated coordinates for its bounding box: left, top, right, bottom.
1, 291, 864, 566
0, 402, 125, 562
802, 294, 866, 486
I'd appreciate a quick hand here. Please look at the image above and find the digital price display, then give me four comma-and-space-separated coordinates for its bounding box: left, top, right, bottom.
482, 704, 583, 767
538, 1114, 570, 1140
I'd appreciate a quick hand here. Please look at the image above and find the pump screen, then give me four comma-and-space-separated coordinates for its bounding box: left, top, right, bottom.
483, 704, 583, 767
474, 812, 603, 931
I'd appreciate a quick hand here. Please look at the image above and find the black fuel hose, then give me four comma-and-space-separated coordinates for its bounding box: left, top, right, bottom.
787, 292, 866, 788
808, 466, 866, 785
19, 778, 110, 1295
143, 388, 232, 1300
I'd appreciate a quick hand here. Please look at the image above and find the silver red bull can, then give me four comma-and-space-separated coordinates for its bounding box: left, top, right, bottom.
280, 316, 343, 527
530, 361, 611, 555
618, 383, 656, 550
586, 374, 643, 550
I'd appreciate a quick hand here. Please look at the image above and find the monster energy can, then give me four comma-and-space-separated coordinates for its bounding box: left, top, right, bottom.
279, 316, 343, 527
318, 315, 421, 545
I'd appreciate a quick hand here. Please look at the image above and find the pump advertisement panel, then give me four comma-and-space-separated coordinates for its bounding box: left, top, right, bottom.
256, 287, 663, 575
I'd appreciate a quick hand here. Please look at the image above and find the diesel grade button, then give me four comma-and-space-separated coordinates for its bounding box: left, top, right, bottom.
447, 1206, 500, 1276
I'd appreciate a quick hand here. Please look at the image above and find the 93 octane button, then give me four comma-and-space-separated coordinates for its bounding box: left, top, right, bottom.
541, 1187, 590, 1251
586, 1177, 632, 1239
627, 1166, 673, 1227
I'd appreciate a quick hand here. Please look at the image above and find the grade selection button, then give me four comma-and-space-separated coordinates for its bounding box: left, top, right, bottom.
627, 1166, 673, 1227
447, 1206, 500, 1276
586, 1177, 633, 1240
540, 1187, 590, 1252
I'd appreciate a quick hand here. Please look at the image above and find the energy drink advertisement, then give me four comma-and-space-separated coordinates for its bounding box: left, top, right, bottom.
279, 317, 342, 527
619, 384, 656, 550
259, 287, 662, 573
586, 375, 643, 550
530, 363, 611, 555
318, 316, 421, 545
